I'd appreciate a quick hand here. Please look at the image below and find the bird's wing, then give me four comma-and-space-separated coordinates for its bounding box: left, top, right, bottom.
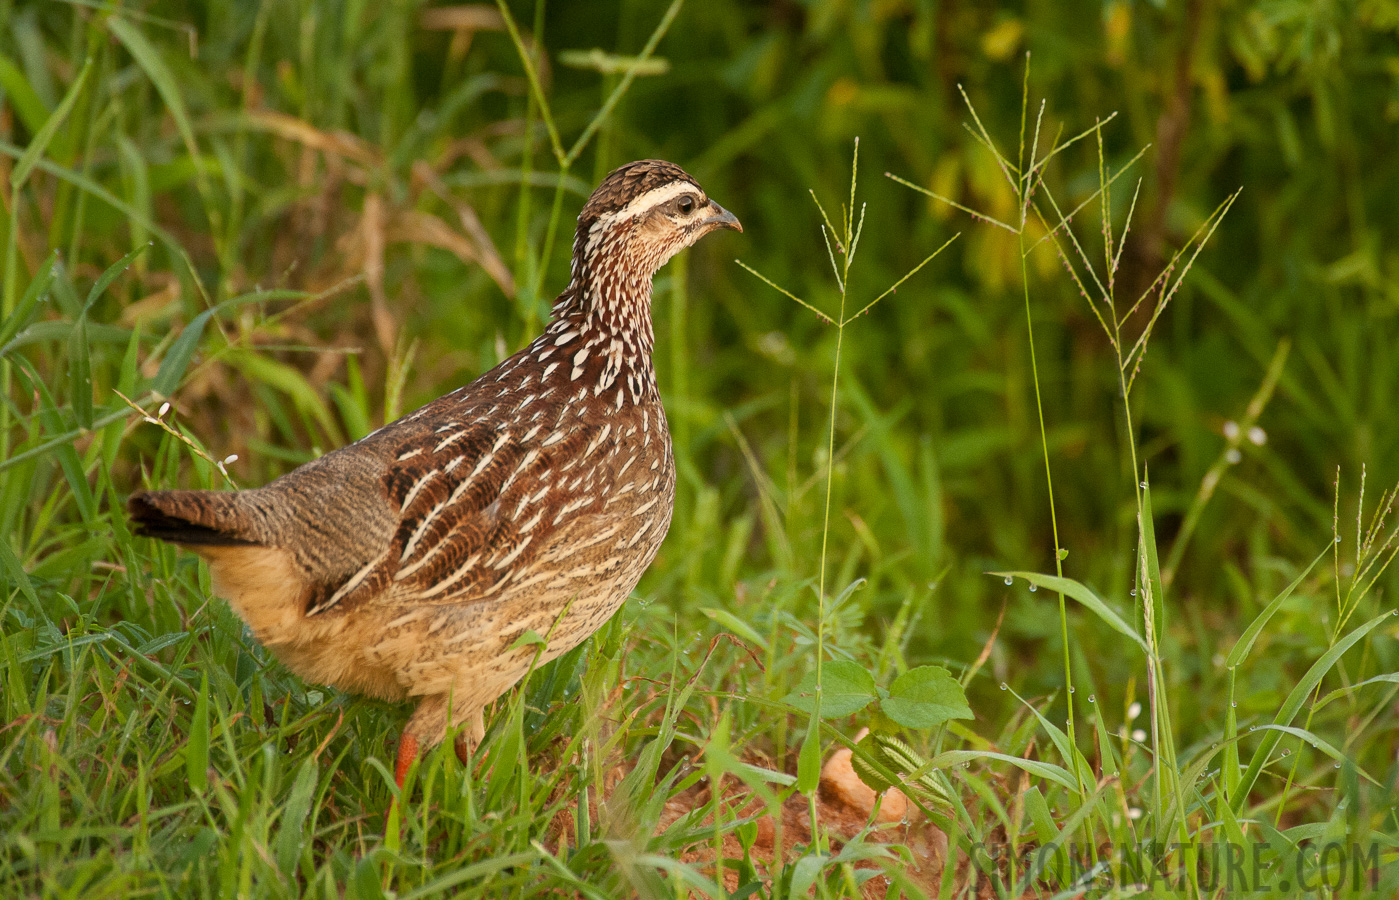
304, 392, 612, 616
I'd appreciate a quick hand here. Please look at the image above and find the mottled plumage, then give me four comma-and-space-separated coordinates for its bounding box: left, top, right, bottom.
129, 160, 740, 784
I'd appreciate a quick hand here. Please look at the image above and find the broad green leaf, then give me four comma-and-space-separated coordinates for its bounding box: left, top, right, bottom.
881, 665, 973, 728
783, 659, 878, 718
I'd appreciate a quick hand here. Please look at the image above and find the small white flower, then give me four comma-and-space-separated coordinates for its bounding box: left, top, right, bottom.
158, 402, 171, 417
1127, 701, 1142, 721
1131, 728, 1148, 743
223, 454, 239, 464
1222, 420, 1239, 440
1225, 448, 1242, 464
1128, 807, 1143, 820
1247, 426, 1266, 446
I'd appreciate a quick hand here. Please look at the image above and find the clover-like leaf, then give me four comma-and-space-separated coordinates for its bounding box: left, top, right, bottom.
783, 659, 879, 719
880, 665, 973, 728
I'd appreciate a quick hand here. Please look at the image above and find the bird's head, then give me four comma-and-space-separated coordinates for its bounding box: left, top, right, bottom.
572, 160, 741, 282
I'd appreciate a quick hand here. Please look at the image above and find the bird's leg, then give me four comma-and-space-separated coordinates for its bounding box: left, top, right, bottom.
393, 697, 484, 792
394, 695, 448, 790
394, 732, 420, 789
453, 708, 486, 767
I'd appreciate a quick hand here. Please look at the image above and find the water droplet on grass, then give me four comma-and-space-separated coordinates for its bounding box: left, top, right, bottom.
999, 683, 1008, 690
1003, 576, 1013, 586
1028, 584, 1037, 592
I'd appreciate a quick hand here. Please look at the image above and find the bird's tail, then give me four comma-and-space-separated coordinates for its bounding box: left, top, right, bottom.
127, 490, 263, 547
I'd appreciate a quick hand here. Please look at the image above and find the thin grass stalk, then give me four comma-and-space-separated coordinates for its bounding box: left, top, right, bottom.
1273, 475, 1399, 827
1006, 64, 1082, 811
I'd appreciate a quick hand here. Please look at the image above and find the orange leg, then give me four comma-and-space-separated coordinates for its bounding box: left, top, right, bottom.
394, 732, 420, 789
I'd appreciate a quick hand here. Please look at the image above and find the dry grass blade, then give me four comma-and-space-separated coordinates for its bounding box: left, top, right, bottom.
243, 109, 382, 172
419, 5, 506, 32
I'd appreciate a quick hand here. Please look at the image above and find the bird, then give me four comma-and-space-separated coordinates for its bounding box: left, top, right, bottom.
128, 160, 741, 788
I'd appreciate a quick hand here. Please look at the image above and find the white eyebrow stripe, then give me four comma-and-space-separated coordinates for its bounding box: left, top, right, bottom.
616, 181, 701, 220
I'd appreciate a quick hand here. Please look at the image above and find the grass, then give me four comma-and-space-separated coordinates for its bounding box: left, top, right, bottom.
3, 1, 1399, 897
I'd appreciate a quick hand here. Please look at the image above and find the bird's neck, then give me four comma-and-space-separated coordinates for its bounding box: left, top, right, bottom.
553, 253, 657, 361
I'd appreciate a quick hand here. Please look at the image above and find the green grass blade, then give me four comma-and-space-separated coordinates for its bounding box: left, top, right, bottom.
0, 250, 58, 351
10, 57, 91, 189
991, 571, 1147, 653
68, 313, 92, 428
1254, 725, 1378, 785
1225, 544, 1330, 669
187, 672, 209, 793
1233, 609, 1393, 811
927, 750, 1078, 793
107, 18, 206, 196
83, 244, 149, 312
0, 53, 50, 135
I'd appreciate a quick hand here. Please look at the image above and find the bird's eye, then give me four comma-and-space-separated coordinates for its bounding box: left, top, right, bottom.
677, 195, 696, 215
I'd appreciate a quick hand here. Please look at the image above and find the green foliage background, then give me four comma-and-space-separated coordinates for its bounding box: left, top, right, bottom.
2, 0, 1398, 896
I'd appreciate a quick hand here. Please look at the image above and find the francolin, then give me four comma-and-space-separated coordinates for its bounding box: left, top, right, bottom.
129, 160, 741, 786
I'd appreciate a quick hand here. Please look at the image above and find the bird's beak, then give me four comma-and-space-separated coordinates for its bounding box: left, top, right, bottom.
700, 202, 742, 233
